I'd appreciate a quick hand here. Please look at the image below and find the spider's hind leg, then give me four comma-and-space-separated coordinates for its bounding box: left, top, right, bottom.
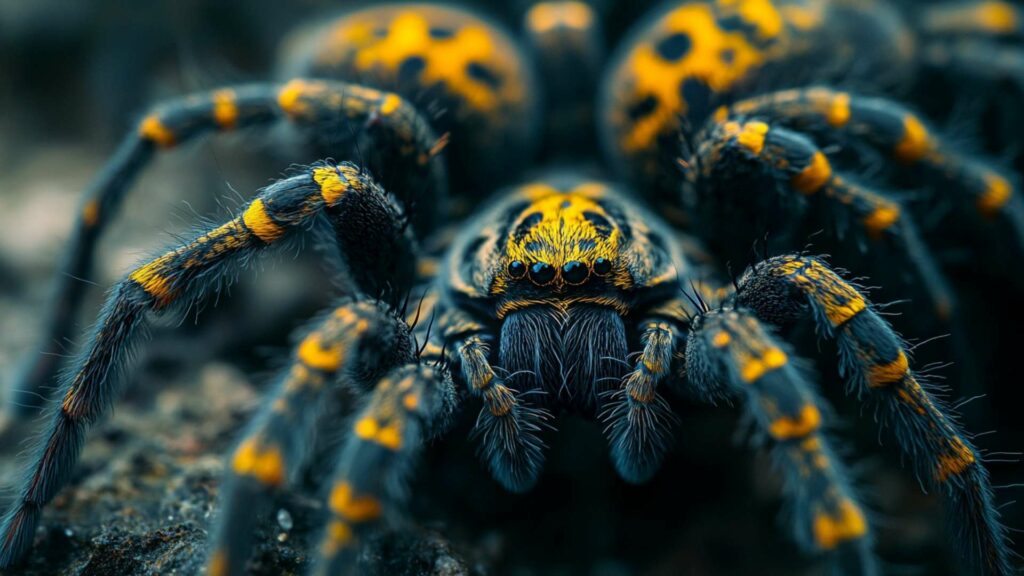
686, 306, 876, 574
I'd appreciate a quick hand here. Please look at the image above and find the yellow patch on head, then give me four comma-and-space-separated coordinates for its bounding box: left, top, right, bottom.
139, 115, 175, 147
242, 199, 285, 243
232, 438, 286, 486
792, 151, 832, 194
503, 191, 620, 272
768, 404, 821, 439
813, 499, 867, 549
894, 115, 931, 163
212, 89, 238, 129
329, 482, 383, 522
978, 172, 1012, 217
526, 1, 594, 33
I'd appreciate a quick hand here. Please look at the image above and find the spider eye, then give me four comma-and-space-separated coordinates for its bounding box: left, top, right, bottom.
507, 260, 527, 279
562, 261, 588, 285
529, 262, 556, 285
593, 257, 612, 276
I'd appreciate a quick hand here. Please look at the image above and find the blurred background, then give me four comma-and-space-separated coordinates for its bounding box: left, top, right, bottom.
1, 0, 1023, 574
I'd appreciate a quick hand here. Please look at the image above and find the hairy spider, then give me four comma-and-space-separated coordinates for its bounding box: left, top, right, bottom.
2, 1, 1021, 574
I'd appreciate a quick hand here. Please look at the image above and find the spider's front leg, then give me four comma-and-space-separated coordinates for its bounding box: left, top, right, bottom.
207, 298, 412, 576
602, 311, 687, 483
736, 255, 1013, 576
0, 161, 416, 568
313, 362, 457, 575
8, 78, 445, 419
685, 306, 876, 574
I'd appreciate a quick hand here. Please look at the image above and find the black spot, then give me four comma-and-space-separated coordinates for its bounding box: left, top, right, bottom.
514, 212, 544, 240
720, 48, 735, 64
582, 211, 613, 238
627, 95, 658, 121
560, 200, 572, 208
563, 261, 589, 285
466, 62, 502, 89
398, 57, 426, 82
655, 33, 692, 61
680, 78, 713, 122
429, 27, 455, 39
529, 262, 556, 285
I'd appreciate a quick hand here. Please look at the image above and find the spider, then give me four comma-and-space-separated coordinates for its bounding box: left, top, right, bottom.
1, 1, 1021, 574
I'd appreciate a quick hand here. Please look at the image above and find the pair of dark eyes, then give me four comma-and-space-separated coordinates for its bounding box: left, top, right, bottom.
506, 258, 613, 286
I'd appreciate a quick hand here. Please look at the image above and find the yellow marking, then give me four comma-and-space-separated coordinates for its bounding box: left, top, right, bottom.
379, 93, 402, 116
826, 92, 850, 127
866, 351, 909, 388
329, 481, 383, 522
207, 550, 228, 576
313, 165, 360, 204
717, 0, 784, 40
495, 295, 632, 318
277, 79, 313, 116
242, 199, 285, 243
978, 172, 1012, 216
130, 257, 176, 306
231, 438, 285, 486
620, 4, 767, 152
502, 192, 620, 276
775, 259, 865, 326
791, 152, 832, 194
82, 200, 100, 227
403, 393, 420, 410
354, 417, 403, 450
894, 115, 931, 163
212, 89, 238, 129
780, 3, 824, 30
863, 203, 900, 238
936, 436, 976, 482
322, 520, 354, 556
739, 347, 788, 382
726, 120, 769, 155
813, 499, 867, 549
768, 404, 821, 439
297, 333, 345, 371
712, 331, 731, 348
713, 105, 730, 123
526, 1, 595, 33
926, 1, 1018, 35
138, 115, 175, 147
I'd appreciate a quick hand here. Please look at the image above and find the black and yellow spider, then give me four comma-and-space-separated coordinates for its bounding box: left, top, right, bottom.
2, 1, 1022, 574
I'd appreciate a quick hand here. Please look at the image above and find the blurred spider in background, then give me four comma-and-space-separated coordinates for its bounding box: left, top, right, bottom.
2, 1, 1023, 574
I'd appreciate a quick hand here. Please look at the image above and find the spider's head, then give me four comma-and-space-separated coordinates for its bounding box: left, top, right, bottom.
489, 182, 634, 318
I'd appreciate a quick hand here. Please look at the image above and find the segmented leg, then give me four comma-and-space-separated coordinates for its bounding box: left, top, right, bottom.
446, 306, 551, 492
687, 306, 876, 574
736, 254, 1012, 576
602, 317, 683, 483
207, 299, 410, 576
690, 115, 956, 322
312, 363, 457, 575
8, 79, 445, 417
0, 162, 410, 568
715, 88, 1024, 282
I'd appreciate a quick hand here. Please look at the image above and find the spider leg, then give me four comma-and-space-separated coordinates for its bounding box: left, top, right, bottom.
686, 306, 876, 575
312, 363, 457, 575
207, 298, 410, 576
444, 308, 551, 493
715, 88, 1024, 283
735, 254, 1013, 576
0, 162, 412, 568
602, 316, 685, 483
691, 114, 956, 324
8, 79, 445, 418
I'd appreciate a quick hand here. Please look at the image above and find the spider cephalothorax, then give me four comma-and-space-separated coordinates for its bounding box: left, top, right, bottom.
2, 1, 1022, 575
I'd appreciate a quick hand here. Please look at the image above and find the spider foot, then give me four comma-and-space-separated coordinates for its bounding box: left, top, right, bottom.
600, 387, 677, 484
472, 385, 551, 493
